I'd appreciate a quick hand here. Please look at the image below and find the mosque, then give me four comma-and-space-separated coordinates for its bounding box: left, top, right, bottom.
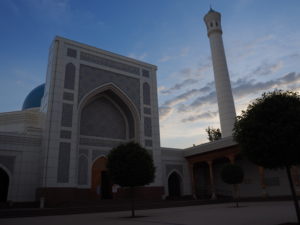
0, 9, 298, 206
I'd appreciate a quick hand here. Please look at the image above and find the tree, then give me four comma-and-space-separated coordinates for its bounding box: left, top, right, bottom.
221, 163, 244, 207
107, 142, 155, 217
233, 90, 300, 223
205, 126, 222, 142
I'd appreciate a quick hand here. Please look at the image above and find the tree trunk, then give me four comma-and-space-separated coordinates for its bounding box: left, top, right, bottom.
130, 186, 135, 218
286, 165, 300, 224
233, 184, 239, 208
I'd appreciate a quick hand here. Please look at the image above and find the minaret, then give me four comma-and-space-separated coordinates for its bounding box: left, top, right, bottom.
204, 8, 236, 138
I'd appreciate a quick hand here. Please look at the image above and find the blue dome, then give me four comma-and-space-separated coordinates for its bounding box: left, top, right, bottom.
22, 84, 45, 110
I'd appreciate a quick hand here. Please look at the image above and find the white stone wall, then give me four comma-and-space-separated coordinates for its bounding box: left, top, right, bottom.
161, 148, 191, 198
0, 133, 41, 202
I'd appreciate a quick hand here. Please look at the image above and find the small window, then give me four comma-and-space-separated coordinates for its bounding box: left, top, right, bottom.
210, 22, 213, 27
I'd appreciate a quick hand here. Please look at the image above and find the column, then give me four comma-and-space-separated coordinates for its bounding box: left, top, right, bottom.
189, 162, 196, 199
207, 160, 216, 199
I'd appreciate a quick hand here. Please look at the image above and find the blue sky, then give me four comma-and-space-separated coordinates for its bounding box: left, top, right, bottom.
0, 0, 300, 148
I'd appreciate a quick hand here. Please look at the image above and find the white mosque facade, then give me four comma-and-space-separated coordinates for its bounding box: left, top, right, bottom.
0, 10, 298, 206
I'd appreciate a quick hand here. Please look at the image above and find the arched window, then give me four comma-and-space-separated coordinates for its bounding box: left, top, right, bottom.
143, 82, 151, 105
64, 63, 76, 90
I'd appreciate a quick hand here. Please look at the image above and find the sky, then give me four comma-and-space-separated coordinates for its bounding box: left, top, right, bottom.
0, 0, 300, 148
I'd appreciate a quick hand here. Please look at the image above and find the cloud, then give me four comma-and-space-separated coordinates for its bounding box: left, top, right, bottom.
158, 47, 191, 63
159, 55, 172, 63
162, 84, 212, 107
243, 34, 274, 50
181, 111, 218, 123
233, 72, 300, 99
160, 78, 198, 94
159, 106, 173, 120
176, 72, 300, 114
252, 61, 283, 76
180, 47, 190, 57
128, 52, 147, 61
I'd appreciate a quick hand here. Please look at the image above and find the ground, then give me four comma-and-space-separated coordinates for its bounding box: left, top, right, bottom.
0, 201, 296, 225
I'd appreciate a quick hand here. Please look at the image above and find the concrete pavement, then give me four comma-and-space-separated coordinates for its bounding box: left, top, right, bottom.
0, 201, 297, 225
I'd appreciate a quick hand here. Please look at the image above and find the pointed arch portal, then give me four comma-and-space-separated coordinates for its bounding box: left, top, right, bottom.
168, 172, 182, 197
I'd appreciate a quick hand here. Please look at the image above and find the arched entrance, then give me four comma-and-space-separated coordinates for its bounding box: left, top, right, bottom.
168, 172, 182, 198
91, 157, 112, 199
0, 167, 9, 202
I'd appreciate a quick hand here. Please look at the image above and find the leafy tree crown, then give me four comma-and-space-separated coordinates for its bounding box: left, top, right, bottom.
221, 163, 244, 185
233, 90, 300, 169
205, 126, 222, 142
107, 142, 155, 187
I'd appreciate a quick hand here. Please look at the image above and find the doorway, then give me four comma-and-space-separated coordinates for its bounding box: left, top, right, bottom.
168, 172, 181, 197
101, 171, 112, 199
0, 168, 9, 202
91, 157, 112, 199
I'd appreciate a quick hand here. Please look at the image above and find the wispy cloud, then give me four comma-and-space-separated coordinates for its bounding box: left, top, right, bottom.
158, 47, 191, 63
159, 55, 172, 63
180, 47, 190, 57
128, 52, 147, 61
162, 84, 212, 107
233, 72, 300, 99
181, 111, 218, 123
159, 106, 173, 120
160, 78, 198, 94
160, 71, 300, 121
252, 61, 283, 76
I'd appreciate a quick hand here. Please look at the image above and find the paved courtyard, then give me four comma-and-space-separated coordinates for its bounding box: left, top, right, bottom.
0, 201, 296, 225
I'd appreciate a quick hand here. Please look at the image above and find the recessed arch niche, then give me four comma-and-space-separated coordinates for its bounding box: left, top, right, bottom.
79, 84, 140, 141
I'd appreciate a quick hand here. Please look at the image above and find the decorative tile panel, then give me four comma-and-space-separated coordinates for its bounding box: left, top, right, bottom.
61, 103, 73, 127
79, 64, 140, 112
80, 97, 126, 139
142, 69, 150, 78
78, 155, 88, 185
144, 117, 152, 137
57, 142, 71, 183
60, 130, 72, 139
64, 63, 76, 90
63, 92, 74, 101
145, 139, 153, 147
80, 52, 140, 75
80, 137, 126, 148
143, 82, 151, 105
144, 107, 151, 115
67, 48, 77, 58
